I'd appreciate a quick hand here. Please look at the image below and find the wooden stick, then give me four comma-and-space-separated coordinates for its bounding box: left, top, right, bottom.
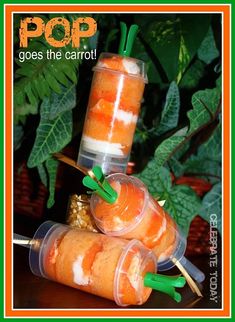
54, 153, 105, 189
53, 153, 88, 176
13, 239, 34, 246
13, 234, 41, 250
185, 297, 202, 308
172, 257, 203, 297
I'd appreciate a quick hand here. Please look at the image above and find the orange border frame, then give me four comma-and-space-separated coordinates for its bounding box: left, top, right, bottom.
5, 4, 231, 318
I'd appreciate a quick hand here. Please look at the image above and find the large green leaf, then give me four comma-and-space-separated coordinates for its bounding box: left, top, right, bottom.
216, 75, 222, 89
168, 157, 185, 177
171, 141, 190, 161
197, 123, 221, 162
45, 157, 59, 208
156, 81, 180, 136
143, 16, 180, 82
14, 125, 24, 151
37, 163, 48, 187
184, 158, 221, 182
135, 165, 201, 236
27, 98, 72, 168
183, 123, 221, 182
49, 82, 76, 120
141, 14, 211, 82
149, 83, 221, 173
198, 26, 220, 64
200, 182, 221, 234
175, 14, 211, 82
14, 102, 38, 124
188, 86, 221, 134
135, 163, 172, 198
14, 32, 85, 112
164, 184, 201, 235
179, 59, 205, 89
177, 33, 191, 83
154, 127, 188, 168
37, 158, 59, 208
131, 36, 162, 84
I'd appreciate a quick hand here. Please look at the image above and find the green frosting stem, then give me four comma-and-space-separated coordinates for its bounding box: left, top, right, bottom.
118, 22, 139, 57
144, 272, 186, 303
82, 166, 118, 204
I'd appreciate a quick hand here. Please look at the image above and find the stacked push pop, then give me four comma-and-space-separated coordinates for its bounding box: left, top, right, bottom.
83, 167, 205, 298
14, 223, 185, 306
13, 23, 204, 306
77, 23, 148, 175
79, 22, 204, 296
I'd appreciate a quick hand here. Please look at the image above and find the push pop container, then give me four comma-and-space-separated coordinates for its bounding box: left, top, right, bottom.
14, 221, 186, 306
28, 221, 156, 306
89, 173, 205, 283
77, 53, 148, 174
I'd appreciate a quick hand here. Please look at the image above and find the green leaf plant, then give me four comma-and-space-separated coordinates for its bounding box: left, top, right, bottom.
27, 84, 75, 206
135, 77, 221, 236
133, 14, 221, 234
14, 12, 222, 237
14, 13, 90, 207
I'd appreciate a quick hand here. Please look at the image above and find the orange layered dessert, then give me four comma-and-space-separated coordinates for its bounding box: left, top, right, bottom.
77, 53, 147, 174
90, 174, 186, 268
30, 221, 156, 306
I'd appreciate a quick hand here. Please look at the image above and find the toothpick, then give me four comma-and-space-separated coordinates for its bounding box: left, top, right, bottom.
53, 153, 88, 176
13, 233, 41, 250
13, 239, 34, 246
54, 153, 106, 191
172, 257, 203, 297
87, 169, 105, 190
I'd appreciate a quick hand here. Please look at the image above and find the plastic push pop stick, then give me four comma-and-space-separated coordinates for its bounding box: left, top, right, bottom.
77, 22, 148, 175
87, 172, 205, 287
177, 256, 205, 284
13, 221, 186, 306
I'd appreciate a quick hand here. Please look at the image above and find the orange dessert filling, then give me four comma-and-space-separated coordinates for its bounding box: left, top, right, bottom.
43, 229, 155, 306
94, 180, 145, 232
92, 177, 178, 263
81, 56, 145, 157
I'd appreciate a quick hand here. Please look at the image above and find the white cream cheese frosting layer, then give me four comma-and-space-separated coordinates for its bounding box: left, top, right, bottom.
94, 98, 138, 126
144, 216, 167, 246
115, 109, 138, 125
97, 58, 140, 76
111, 216, 125, 231
127, 252, 141, 291
82, 136, 124, 156
123, 59, 140, 75
73, 255, 89, 285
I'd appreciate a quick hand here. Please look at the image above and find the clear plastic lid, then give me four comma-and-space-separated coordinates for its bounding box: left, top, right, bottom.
114, 239, 157, 306
29, 221, 69, 278
90, 174, 149, 236
93, 53, 148, 83
157, 230, 187, 271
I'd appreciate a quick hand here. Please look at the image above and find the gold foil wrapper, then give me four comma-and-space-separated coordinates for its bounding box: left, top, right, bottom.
67, 194, 98, 232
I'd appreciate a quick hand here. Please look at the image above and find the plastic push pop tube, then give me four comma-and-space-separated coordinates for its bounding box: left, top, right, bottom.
77, 23, 148, 175
85, 171, 205, 284
14, 221, 186, 306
